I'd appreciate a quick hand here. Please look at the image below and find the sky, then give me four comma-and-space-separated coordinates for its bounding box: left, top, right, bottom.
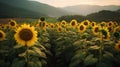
32, 0, 120, 7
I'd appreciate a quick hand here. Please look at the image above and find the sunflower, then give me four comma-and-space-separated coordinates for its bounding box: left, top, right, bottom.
49, 23, 55, 29
92, 25, 100, 36
82, 20, 90, 27
100, 27, 110, 40
14, 24, 38, 47
115, 41, 120, 51
65, 28, 69, 32
38, 21, 46, 29
107, 21, 114, 27
70, 19, 77, 28
91, 22, 96, 27
9, 19, 17, 28
0, 24, 5, 29
107, 26, 113, 32
114, 22, 118, 26
40, 17, 45, 21
100, 22, 106, 27
57, 26, 62, 32
0, 30, 6, 41
78, 23, 86, 33
114, 26, 120, 32
61, 20, 67, 26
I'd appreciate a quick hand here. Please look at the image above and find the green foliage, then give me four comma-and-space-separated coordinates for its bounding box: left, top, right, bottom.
84, 54, 98, 66
58, 15, 85, 22
58, 10, 120, 23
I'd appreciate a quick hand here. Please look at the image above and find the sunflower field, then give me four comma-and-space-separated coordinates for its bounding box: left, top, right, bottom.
0, 18, 120, 67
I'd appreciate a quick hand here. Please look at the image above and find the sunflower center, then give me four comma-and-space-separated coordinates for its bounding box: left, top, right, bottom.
84, 22, 88, 25
118, 44, 120, 48
92, 23, 94, 26
43, 22, 45, 27
10, 22, 15, 26
0, 32, 3, 38
80, 25, 84, 30
58, 28, 62, 31
62, 22, 65, 25
109, 23, 112, 26
108, 27, 112, 32
51, 25, 54, 28
19, 29, 33, 41
71, 22, 75, 26
95, 27, 99, 33
1, 26, 4, 29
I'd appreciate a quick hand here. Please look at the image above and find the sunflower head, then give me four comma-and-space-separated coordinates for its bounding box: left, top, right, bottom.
40, 17, 45, 21
113, 32, 120, 38
114, 22, 118, 26
107, 21, 114, 27
107, 26, 113, 32
9, 19, 17, 28
92, 25, 100, 36
0, 24, 5, 29
82, 20, 90, 26
114, 26, 120, 32
100, 22, 106, 27
50, 23, 55, 29
14, 24, 38, 47
70, 19, 77, 28
78, 23, 86, 33
0, 30, 6, 41
100, 28, 110, 40
61, 20, 67, 26
38, 21, 46, 28
91, 22, 96, 27
57, 26, 62, 32
115, 42, 120, 51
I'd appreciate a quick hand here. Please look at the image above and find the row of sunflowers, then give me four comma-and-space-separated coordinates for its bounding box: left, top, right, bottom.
0, 18, 120, 67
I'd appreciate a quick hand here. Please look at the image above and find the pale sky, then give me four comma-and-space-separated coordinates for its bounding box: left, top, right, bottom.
31, 0, 120, 7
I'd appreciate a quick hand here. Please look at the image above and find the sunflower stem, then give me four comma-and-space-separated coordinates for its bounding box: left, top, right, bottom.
25, 45, 29, 67
99, 34, 103, 65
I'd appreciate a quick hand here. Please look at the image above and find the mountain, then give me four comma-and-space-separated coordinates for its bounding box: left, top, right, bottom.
58, 10, 120, 22
63, 5, 120, 15
116, 9, 120, 12
0, 0, 68, 18
86, 10, 120, 22
0, 2, 46, 18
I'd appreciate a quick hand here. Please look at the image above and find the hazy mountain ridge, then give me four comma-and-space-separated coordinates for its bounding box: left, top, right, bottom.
0, 2, 46, 18
0, 0, 69, 17
0, 0, 120, 18
63, 5, 120, 15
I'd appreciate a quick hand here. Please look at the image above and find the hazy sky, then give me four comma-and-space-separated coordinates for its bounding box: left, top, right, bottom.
32, 0, 120, 7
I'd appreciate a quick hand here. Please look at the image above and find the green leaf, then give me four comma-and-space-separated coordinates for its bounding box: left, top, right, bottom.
70, 51, 87, 67
89, 45, 100, 50
13, 44, 23, 49
97, 62, 112, 67
27, 49, 37, 56
71, 51, 87, 61
69, 59, 81, 67
32, 47, 47, 59
35, 61, 42, 67
103, 51, 114, 61
28, 61, 38, 67
12, 58, 26, 67
84, 54, 98, 66
73, 40, 84, 47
